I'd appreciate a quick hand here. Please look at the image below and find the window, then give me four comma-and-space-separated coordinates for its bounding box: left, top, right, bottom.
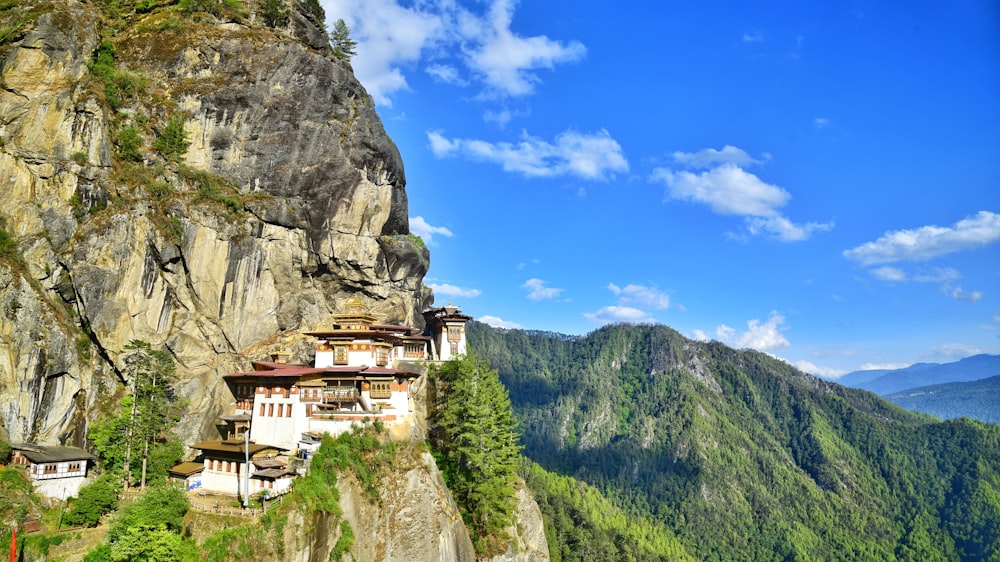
334, 345, 348, 365
276, 404, 283, 417
68, 462, 81, 472
448, 326, 462, 341
376, 347, 389, 366
286, 404, 293, 417
370, 381, 391, 400
268, 404, 274, 417
43, 464, 57, 474
259, 403, 266, 417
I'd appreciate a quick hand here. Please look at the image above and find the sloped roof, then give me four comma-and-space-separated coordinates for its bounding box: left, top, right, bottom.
169, 462, 205, 476
191, 440, 286, 455
13, 444, 96, 463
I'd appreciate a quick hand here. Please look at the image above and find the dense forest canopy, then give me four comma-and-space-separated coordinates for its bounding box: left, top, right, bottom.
469, 321, 1000, 561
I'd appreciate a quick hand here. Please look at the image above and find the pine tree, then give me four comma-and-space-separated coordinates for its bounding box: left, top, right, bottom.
432, 351, 523, 555
331, 18, 358, 60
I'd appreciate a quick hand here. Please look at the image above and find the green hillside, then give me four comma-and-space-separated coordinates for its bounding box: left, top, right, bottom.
885, 375, 1000, 424
469, 321, 1000, 561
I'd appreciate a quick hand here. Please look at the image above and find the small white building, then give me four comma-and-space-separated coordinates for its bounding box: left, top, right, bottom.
189, 440, 286, 499
10, 444, 97, 500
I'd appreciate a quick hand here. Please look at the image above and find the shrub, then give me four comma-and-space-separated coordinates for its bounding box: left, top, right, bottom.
117, 125, 144, 162
62, 474, 122, 527
155, 115, 190, 160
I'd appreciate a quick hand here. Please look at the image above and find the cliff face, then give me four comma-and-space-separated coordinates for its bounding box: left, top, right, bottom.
0, 1, 430, 445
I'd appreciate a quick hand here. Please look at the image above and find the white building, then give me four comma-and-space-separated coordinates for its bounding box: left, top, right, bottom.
222, 300, 472, 453
10, 444, 97, 500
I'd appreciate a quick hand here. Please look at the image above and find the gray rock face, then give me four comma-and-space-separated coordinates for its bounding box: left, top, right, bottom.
0, 1, 429, 445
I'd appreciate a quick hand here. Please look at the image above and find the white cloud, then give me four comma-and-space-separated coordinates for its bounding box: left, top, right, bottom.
943, 284, 983, 303
583, 306, 654, 325
428, 283, 482, 298
427, 129, 628, 181
409, 216, 453, 245
913, 267, 961, 283
714, 311, 791, 352
653, 163, 789, 217
607, 283, 670, 310
932, 343, 983, 359
671, 145, 763, 169
478, 315, 524, 329
843, 211, 1000, 266
858, 362, 910, 371
691, 329, 711, 342
813, 117, 830, 129
425, 63, 467, 86
522, 278, 564, 301
795, 360, 846, 379
324, 0, 445, 106
324, 0, 585, 105
463, 0, 586, 98
745, 216, 834, 242
483, 107, 528, 128
742, 31, 764, 43
651, 146, 831, 242
871, 266, 907, 282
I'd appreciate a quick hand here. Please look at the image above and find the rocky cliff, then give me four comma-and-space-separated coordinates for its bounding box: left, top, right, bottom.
0, 0, 430, 446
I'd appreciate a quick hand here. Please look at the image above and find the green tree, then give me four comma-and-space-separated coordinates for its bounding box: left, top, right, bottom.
331, 18, 357, 60
431, 351, 523, 556
154, 115, 190, 161
63, 474, 122, 527
299, 0, 324, 25
90, 340, 186, 488
259, 0, 289, 27
117, 124, 144, 162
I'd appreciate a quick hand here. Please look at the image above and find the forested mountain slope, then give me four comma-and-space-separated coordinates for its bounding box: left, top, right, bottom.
885, 375, 1000, 424
469, 321, 1000, 561
839, 354, 1000, 396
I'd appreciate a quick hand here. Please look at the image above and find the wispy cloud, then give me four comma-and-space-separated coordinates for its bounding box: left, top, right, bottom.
871, 266, 907, 282
522, 278, 564, 301
428, 283, 482, 298
671, 145, 764, 169
425, 63, 467, 86
479, 315, 524, 329
813, 117, 830, 129
650, 146, 832, 242
583, 306, 654, 325
463, 0, 587, 98
943, 283, 983, 303
742, 31, 764, 43
794, 360, 845, 379
843, 211, 1000, 265
324, 0, 585, 105
607, 283, 670, 310
428, 129, 628, 181
409, 216, 453, 245
714, 311, 791, 352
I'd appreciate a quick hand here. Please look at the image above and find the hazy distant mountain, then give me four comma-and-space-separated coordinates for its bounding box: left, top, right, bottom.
838, 354, 1000, 396
885, 375, 1000, 424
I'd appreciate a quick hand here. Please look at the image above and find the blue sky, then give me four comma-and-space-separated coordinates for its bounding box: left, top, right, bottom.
320, 0, 1000, 377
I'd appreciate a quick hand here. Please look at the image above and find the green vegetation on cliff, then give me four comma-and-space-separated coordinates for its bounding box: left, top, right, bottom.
430, 352, 523, 556
469, 321, 1000, 561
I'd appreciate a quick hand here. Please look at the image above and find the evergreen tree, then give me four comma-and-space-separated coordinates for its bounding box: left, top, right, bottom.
432, 351, 523, 556
154, 115, 189, 161
90, 340, 186, 488
331, 18, 357, 60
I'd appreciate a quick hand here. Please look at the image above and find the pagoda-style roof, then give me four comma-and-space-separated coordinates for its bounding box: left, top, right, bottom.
191, 440, 286, 456
423, 304, 472, 322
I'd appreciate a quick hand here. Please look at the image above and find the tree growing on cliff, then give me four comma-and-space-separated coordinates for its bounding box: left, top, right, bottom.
332, 18, 357, 60
90, 340, 186, 488
431, 351, 523, 556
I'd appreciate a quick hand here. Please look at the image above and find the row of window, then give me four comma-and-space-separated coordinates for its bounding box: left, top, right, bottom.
40, 462, 82, 474
207, 459, 241, 473
259, 402, 294, 418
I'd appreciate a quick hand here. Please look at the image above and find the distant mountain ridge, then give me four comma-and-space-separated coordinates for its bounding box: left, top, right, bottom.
837, 354, 1000, 396
468, 321, 1000, 561
885, 375, 1000, 424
